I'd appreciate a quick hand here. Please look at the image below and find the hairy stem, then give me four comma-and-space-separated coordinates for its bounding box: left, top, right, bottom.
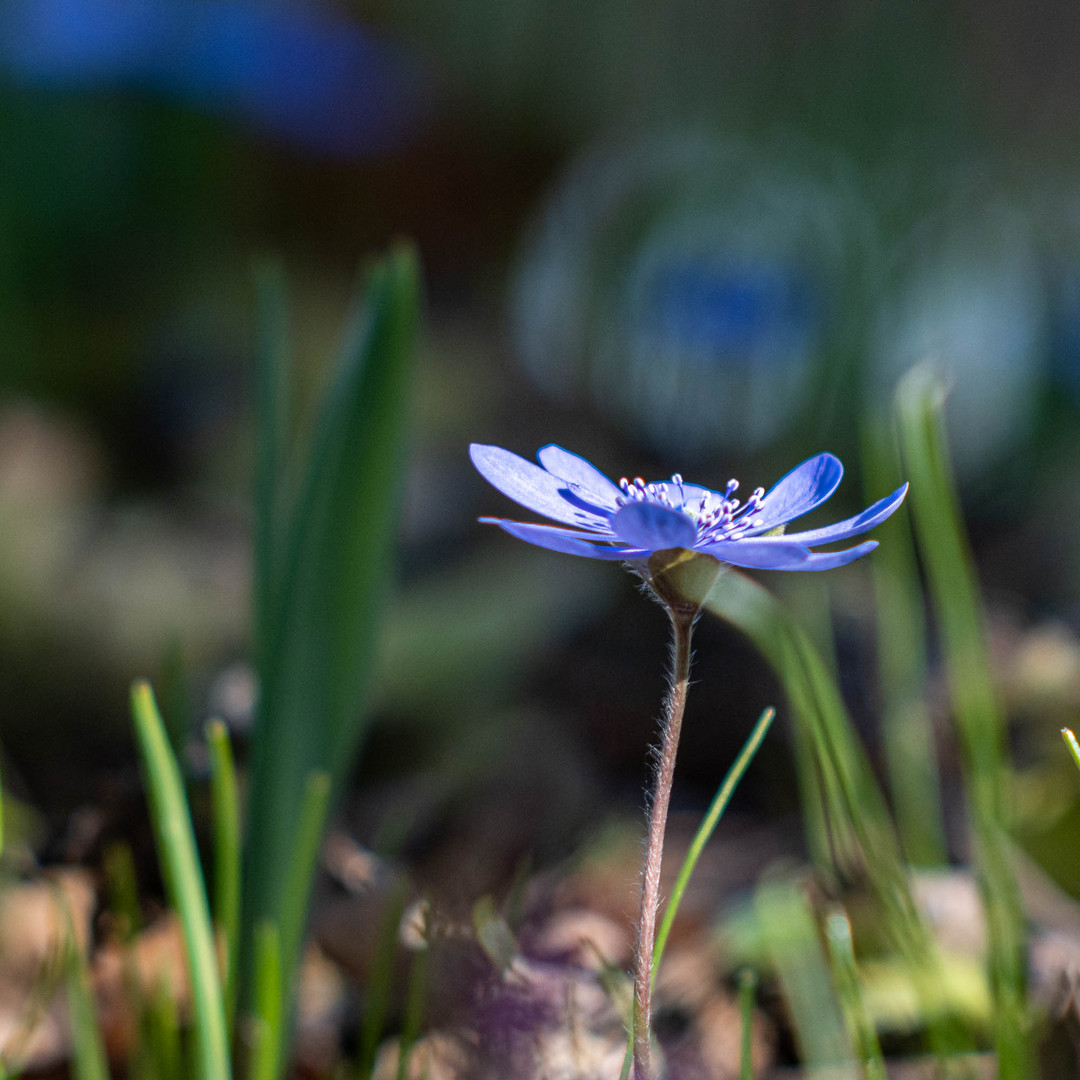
633, 607, 695, 1080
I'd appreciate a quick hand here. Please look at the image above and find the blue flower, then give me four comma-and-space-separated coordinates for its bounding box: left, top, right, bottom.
469, 443, 907, 572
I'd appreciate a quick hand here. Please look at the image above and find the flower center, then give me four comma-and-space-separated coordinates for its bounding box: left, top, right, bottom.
615, 473, 767, 544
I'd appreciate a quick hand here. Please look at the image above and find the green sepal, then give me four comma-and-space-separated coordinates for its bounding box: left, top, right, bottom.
646, 547, 725, 615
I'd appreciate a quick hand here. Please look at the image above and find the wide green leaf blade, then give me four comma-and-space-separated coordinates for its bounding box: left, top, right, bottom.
243, 245, 419, 1031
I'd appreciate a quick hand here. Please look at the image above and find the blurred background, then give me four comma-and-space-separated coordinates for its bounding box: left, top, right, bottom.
5, 0, 1080, 963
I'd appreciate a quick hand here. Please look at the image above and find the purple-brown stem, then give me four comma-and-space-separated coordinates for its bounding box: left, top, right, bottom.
632, 606, 696, 1080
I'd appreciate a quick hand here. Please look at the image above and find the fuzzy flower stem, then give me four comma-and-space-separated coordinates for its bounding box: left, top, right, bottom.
633, 604, 696, 1080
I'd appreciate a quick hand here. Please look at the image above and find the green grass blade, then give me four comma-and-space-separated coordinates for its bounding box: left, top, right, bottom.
755, 881, 856, 1076
1062, 728, 1080, 774
652, 707, 775, 985
395, 912, 430, 1080
145, 975, 183, 1080
249, 922, 283, 1080
357, 880, 408, 1080
824, 908, 887, 1080
706, 572, 892, 874
131, 680, 232, 1080
104, 842, 141, 942
896, 367, 1030, 1077
739, 968, 756, 1080
206, 720, 241, 1036
862, 417, 947, 867
63, 912, 109, 1080
705, 571, 972, 1059
276, 771, 331, 998
245, 246, 420, 1013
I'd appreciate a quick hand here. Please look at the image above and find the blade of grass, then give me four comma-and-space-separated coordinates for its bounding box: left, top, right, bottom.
357, 879, 409, 1080
824, 907, 887, 1080
739, 968, 756, 1080
63, 904, 109, 1080
652, 707, 775, 984
276, 771, 331, 999
621, 705, 776, 1077
1062, 728, 1080, 774
131, 680, 231, 1080
104, 842, 141, 942
206, 720, 241, 1036
896, 367, 1030, 1078
245, 247, 420, 1019
755, 881, 856, 1077
395, 908, 430, 1080
705, 570, 973, 1059
145, 974, 183, 1080
862, 418, 947, 867
249, 922, 283, 1080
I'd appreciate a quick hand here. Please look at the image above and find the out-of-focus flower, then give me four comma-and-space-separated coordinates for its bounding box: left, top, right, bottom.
470, 443, 906, 572
0, 0, 427, 155
872, 188, 1045, 474
512, 130, 871, 455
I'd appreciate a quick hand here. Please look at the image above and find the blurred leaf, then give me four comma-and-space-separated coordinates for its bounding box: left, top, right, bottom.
206, 720, 240, 1036
862, 417, 947, 867
739, 968, 756, 1080
705, 570, 971, 1059
250, 922, 283, 1080
755, 881, 856, 1078
824, 908, 887, 1080
357, 879, 409, 1080
62, 896, 109, 1080
243, 246, 419, 1018
131, 680, 231, 1080
652, 706, 774, 985
896, 367, 1030, 1077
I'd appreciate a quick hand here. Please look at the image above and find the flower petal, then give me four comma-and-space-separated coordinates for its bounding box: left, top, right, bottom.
781, 484, 908, 546
698, 538, 812, 570
478, 517, 609, 540
788, 540, 879, 571
536, 445, 623, 509
470, 444, 611, 527
482, 518, 647, 560
746, 453, 844, 533
610, 502, 698, 550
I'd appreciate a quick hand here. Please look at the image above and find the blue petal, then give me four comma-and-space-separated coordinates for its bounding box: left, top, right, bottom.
747, 453, 844, 533
536, 445, 622, 510
787, 540, 878, 571
478, 517, 609, 540
483, 518, 646, 560
782, 484, 908, 546
698, 538, 811, 569
470, 444, 611, 528
610, 502, 698, 550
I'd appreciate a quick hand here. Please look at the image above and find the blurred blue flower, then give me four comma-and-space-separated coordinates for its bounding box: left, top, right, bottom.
470, 443, 906, 571
511, 131, 869, 456
0, 0, 427, 155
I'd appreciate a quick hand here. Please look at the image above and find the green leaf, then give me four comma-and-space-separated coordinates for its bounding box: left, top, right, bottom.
131, 680, 231, 1080
652, 707, 775, 985
862, 416, 947, 867
896, 367, 1030, 1077
705, 572, 971, 1060
249, 922, 283, 1080
243, 246, 420, 1015
206, 720, 241, 1036
63, 912, 109, 1080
